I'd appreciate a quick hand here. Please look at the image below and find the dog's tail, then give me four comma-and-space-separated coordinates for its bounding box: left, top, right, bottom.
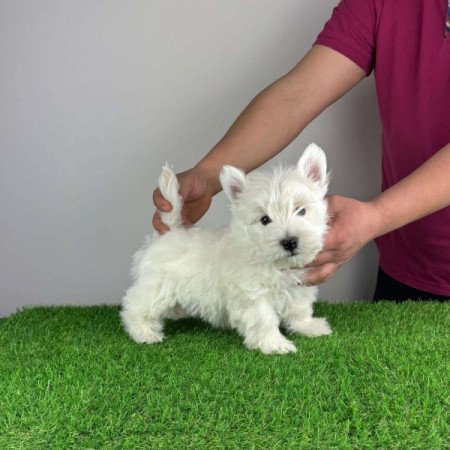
158, 163, 183, 230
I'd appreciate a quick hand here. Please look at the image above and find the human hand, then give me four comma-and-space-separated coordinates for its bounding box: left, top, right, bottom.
152, 167, 214, 234
303, 195, 381, 285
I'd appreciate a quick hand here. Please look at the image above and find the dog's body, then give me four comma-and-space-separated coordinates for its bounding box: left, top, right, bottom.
121, 144, 332, 354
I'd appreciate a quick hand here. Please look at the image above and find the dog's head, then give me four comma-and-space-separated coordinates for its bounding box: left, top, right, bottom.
220, 143, 329, 268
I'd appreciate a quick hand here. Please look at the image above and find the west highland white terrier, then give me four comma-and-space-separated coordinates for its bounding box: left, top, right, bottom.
121, 143, 332, 354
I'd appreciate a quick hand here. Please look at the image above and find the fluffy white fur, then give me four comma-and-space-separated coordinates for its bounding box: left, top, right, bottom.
121, 143, 332, 354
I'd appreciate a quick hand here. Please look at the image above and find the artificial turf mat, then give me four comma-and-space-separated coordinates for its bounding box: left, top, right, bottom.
0, 302, 448, 449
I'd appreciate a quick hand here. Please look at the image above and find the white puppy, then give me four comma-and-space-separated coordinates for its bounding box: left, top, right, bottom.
121, 143, 332, 354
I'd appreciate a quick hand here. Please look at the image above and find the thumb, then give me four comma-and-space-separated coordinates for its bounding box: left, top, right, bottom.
178, 171, 203, 201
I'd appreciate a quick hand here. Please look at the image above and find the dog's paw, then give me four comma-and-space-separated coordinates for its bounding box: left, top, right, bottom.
250, 334, 297, 355
128, 325, 164, 344
289, 317, 332, 337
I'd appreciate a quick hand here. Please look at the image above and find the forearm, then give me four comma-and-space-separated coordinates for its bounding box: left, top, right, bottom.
194, 80, 311, 194
370, 143, 450, 238
194, 46, 366, 195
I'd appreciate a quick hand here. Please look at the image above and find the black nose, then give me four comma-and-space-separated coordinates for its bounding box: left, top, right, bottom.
280, 237, 298, 252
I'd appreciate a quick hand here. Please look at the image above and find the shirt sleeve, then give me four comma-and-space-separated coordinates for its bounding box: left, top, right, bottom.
314, 0, 377, 76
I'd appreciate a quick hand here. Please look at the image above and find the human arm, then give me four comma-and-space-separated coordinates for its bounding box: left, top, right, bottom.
304, 143, 450, 285
153, 44, 366, 232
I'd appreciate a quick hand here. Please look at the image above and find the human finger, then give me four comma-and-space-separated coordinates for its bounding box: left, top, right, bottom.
152, 211, 170, 234
305, 223, 348, 268
305, 250, 336, 268
152, 188, 172, 212
303, 262, 337, 286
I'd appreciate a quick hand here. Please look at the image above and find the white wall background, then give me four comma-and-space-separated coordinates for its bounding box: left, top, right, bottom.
0, 0, 381, 317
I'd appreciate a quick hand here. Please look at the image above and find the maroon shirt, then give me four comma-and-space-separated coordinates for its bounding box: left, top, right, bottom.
315, 0, 450, 296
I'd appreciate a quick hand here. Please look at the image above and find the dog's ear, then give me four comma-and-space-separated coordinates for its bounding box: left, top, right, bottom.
220, 165, 246, 201
297, 143, 329, 194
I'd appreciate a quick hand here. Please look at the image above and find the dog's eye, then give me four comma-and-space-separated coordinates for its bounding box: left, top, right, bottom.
260, 215, 272, 225
296, 207, 306, 216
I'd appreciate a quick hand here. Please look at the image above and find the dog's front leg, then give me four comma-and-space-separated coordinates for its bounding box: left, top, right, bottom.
229, 296, 297, 354
281, 286, 332, 337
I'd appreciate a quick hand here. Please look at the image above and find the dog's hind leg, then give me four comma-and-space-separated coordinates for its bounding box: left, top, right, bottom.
163, 304, 191, 320
120, 279, 176, 344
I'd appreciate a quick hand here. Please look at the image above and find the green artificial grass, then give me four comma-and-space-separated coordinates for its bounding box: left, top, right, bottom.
0, 302, 449, 449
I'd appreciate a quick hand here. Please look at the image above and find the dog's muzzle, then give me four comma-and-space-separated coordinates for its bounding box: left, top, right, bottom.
280, 237, 298, 255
